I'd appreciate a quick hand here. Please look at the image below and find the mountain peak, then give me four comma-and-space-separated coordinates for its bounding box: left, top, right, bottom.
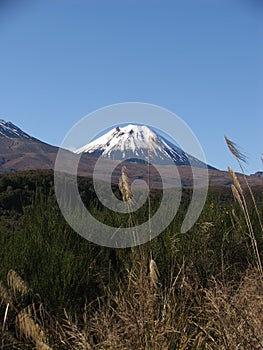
75, 123, 207, 167
0, 120, 33, 139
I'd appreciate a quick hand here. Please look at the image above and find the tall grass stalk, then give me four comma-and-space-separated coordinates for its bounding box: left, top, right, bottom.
225, 136, 263, 236
225, 136, 263, 275
118, 165, 138, 246
148, 144, 152, 241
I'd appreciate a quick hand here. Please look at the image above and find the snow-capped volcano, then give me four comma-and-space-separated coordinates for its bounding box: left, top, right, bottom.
0, 120, 33, 139
75, 124, 205, 167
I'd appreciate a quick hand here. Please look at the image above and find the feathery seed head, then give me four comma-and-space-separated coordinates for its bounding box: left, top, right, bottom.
225, 136, 247, 163
7, 270, 30, 296
16, 311, 46, 344
149, 258, 160, 289
228, 167, 243, 194
119, 166, 132, 201
231, 185, 245, 212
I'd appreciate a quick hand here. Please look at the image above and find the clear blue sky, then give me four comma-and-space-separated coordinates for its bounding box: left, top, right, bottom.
0, 0, 262, 173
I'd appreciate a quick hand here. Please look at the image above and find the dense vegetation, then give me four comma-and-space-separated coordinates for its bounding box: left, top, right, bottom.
0, 169, 262, 349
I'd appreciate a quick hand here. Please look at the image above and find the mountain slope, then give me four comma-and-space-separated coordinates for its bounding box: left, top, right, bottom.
0, 120, 58, 172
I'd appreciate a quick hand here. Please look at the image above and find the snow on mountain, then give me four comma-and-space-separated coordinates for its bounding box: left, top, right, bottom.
0, 120, 33, 139
75, 124, 205, 167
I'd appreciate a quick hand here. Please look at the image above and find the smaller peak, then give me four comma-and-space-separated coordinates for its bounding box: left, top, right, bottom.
0, 120, 17, 127
0, 120, 33, 140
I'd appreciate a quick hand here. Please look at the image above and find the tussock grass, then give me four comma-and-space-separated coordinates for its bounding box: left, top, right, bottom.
205, 268, 263, 349
79, 251, 211, 350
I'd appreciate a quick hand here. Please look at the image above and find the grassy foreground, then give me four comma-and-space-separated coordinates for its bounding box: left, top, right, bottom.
0, 152, 262, 349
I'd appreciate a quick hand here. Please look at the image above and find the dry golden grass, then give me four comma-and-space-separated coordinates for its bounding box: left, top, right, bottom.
1, 254, 263, 349
0, 271, 54, 350
16, 311, 46, 345
205, 268, 263, 349
74, 251, 212, 350
7, 270, 30, 297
